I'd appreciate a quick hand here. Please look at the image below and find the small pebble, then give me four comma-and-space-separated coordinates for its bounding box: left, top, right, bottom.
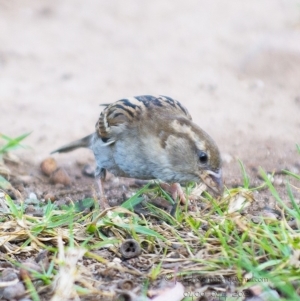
40, 157, 57, 176
273, 177, 284, 186
3, 282, 25, 299
1, 268, 18, 281
82, 164, 95, 177
112, 257, 122, 264
29, 192, 37, 200
50, 168, 71, 186
44, 193, 56, 202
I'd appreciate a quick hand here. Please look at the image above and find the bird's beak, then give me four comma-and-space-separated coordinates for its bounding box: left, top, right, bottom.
200, 169, 223, 194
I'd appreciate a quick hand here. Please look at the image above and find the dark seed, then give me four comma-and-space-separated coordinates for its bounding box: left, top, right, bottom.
119, 239, 141, 259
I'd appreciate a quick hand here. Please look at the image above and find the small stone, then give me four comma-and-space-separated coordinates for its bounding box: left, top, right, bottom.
50, 168, 71, 186
29, 192, 37, 200
82, 164, 95, 177
273, 177, 284, 186
3, 282, 25, 299
44, 193, 56, 202
40, 157, 57, 176
1, 268, 18, 281
112, 257, 122, 264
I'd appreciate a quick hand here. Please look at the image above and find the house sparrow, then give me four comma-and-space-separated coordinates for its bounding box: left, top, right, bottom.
51, 95, 222, 209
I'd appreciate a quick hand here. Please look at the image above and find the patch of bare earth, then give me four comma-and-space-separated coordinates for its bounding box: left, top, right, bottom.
1, 0, 300, 300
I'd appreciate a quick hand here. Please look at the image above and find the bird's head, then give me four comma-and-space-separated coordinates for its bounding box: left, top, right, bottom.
164, 117, 223, 193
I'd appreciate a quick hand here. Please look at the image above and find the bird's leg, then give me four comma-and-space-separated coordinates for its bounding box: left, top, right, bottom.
160, 183, 186, 204
95, 167, 110, 210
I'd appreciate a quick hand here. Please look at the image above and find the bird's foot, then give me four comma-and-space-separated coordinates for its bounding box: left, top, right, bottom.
96, 175, 110, 210
160, 183, 186, 204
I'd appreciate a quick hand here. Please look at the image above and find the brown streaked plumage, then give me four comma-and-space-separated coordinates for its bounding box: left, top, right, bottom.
51, 95, 222, 209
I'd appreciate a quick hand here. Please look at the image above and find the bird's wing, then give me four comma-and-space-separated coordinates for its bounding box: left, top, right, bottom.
96, 95, 192, 143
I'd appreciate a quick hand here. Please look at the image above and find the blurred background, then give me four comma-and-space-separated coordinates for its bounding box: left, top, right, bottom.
0, 0, 299, 174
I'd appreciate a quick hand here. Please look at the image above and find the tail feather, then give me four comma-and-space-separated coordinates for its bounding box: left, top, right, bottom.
51, 134, 93, 154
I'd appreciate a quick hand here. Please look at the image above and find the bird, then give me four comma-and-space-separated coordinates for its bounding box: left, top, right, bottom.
51, 95, 222, 209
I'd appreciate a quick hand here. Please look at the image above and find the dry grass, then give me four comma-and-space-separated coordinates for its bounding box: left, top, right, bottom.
0, 136, 300, 300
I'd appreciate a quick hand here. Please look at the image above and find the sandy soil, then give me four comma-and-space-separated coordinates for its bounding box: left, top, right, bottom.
0, 0, 300, 184
1, 2, 300, 300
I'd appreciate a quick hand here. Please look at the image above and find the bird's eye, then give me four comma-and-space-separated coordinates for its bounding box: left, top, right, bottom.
198, 151, 208, 164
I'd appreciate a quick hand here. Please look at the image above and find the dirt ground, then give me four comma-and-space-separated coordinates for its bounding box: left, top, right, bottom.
0, 0, 300, 181
0, 1, 300, 299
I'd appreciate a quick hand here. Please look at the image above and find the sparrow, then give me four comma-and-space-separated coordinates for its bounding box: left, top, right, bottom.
51, 95, 222, 209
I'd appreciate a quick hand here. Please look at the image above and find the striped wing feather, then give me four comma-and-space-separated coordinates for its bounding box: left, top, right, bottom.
96, 95, 192, 143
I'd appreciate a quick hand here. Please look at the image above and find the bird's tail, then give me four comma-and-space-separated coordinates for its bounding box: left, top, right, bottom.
51, 134, 93, 154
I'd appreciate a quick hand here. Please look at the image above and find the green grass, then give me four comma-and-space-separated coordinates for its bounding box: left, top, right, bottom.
0, 132, 31, 157
0, 137, 300, 300
0, 132, 31, 189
